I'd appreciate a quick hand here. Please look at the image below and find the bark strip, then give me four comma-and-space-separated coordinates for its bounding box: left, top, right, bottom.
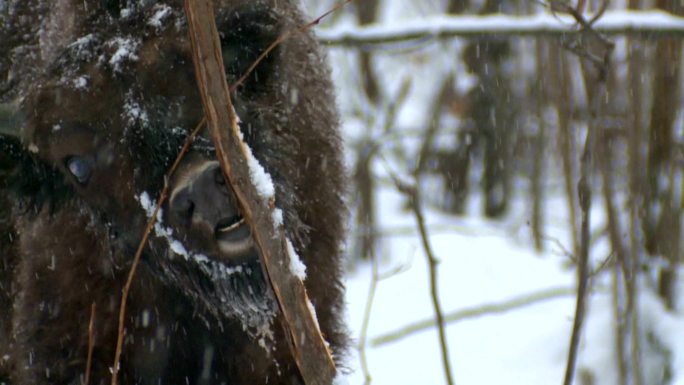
182, 1, 337, 384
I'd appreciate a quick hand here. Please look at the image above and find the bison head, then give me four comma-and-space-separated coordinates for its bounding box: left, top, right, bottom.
1, 1, 345, 337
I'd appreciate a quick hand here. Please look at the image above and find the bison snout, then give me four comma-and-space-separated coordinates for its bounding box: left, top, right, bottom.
168, 160, 254, 260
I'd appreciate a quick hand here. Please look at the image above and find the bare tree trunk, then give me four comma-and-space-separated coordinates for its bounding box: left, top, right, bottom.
644, 0, 683, 309
531, 40, 548, 252
350, 0, 381, 262
437, 131, 475, 215
625, 0, 646, 375
461, 36, 514, 218
353, 142, 377, 260
355, 0, 380, 102
447, 0, 468, 13
547, 45, 580, 258
599, 127, 634, 385
435, 0, 476, 215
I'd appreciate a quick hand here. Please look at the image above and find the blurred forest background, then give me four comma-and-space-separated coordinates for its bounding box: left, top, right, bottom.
300, 0, 684, 384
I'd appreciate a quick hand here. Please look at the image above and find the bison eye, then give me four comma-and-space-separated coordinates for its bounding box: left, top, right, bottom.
66, 156, 92, 185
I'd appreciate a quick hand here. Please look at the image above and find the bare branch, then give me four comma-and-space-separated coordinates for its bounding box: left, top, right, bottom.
317, 11, 684, 47
359, 250, 379, 385
562, 115, 594, 385
562, 21, 612, 381
111, 182, 169, 385
183, 1, 340, 383
383, 163, 455, 385
85, 303, 96, 385
111, 118, 205, 385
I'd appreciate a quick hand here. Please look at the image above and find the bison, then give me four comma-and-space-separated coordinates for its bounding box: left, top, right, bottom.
0, 1, 347, 384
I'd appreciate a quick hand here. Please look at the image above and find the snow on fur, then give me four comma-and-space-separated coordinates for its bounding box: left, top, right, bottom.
106, 36, 140, 73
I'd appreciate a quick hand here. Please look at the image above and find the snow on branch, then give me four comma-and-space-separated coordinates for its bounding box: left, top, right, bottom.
318, 10, 684, 46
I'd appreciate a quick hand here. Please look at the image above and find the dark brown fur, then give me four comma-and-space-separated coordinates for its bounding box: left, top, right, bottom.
0, 1, 347, 384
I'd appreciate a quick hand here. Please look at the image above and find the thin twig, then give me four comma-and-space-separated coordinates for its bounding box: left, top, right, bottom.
562, 121, 593, 385
372, 286, 576, 347
110, 118, 205, 385
612, 262, 630, 385
559, 2, 614, 382
409, 187, 455, 385
549, 0, 615, 78
383, 161, 455, 385
358, 250, 409, 384
359, 249, 379, 385
561, 36, 614, 383
84, 302, 96, 385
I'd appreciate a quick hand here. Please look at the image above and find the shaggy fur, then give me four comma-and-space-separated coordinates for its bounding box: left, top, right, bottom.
0, 1, 347, 384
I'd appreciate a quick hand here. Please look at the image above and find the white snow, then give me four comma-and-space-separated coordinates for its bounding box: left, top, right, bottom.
106, 37, 140, 73
318, 10, 684, 44
272, 208, 284, 228
69, 34, 96, 48
335, 186, 684, 385
67, 34, 97, 61
232, 114, 276, 200
72, 75, 88, 90
137, 191, 156, 219
243, 143, 276, 200
169, 239, 190, 258
147, 4, 173, 29
123, 94, 150, 128
119, 7, 133, 19
307, 298, 321, 333
287, 240, 307, 280
136, 191, 189, 259
338, 191, 560, 383
333, 373, 350, 385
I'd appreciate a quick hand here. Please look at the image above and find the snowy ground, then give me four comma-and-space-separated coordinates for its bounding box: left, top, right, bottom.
340, 185, 684, 385
341, 186, 576, 384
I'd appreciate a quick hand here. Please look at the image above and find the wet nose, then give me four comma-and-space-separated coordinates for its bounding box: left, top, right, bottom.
168, 162, 239, 231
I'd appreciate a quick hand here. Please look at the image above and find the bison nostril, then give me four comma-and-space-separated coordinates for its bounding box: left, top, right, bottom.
214, 168, 226, 186
184, 200, 195, 220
